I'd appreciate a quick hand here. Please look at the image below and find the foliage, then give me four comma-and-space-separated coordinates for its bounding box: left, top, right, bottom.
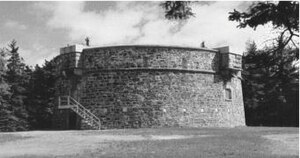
0, 48, 16, 132
242, 41, 299, 126
25, 60, 56, 129
229, 1, 299, 49
161, 1, 194, 20
229, 1, 298, 31
0, 40, 57, 131
0, 48, 10, 100
228, 1, 299, 126
0, 40, 30, 131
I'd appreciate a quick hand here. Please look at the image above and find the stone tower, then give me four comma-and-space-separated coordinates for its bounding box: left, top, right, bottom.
52, 44, 245, 129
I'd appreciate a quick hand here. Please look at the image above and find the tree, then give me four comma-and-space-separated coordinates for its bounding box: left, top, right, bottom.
26, 60, 56, 129
0, 49, 10, 101
229, 1, 299, 50
227, 1, 299, 126
243, 41, 299, 126
0, 48, 16, 131
161, 1, 194, 20
5, 40, 30, 131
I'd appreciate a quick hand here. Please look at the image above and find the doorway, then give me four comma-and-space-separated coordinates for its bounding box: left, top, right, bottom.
68, 111, 77, 129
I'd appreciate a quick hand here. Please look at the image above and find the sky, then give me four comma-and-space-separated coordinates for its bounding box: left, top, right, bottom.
0, 1, 277, 66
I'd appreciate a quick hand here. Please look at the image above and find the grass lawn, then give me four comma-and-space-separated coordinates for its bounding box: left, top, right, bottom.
0, 127, 298, 158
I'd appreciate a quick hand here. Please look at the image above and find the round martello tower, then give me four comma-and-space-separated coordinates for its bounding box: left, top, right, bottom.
52, 44, 245, 130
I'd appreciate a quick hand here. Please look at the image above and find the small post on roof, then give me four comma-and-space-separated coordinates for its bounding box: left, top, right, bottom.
85, 37, 90, 46
201, 41, 205, 48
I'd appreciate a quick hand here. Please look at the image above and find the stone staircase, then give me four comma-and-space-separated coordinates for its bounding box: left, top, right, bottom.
58, 96, 101, 130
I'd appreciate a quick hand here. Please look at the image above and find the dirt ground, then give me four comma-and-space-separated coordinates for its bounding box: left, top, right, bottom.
0, 127, 298, 158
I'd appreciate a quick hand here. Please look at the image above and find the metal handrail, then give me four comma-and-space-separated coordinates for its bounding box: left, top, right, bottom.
58, 96, 101, 129
68, 97, 100, 123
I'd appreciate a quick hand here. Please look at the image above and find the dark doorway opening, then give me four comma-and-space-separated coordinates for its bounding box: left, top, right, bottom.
68, 111, 77, 129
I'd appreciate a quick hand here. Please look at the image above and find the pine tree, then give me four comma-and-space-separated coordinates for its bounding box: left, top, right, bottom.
161, 1, 195, 20
0, 48, 11, 131
230, 1, 299, 126
26, 60, 56, 129
243, 41, 299, 126
5, 40, 30, 131
0, 48, 20, 131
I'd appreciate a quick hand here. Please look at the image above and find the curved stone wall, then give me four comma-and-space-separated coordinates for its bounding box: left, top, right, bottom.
81, 46, 218, 72
53, 45, 245, 129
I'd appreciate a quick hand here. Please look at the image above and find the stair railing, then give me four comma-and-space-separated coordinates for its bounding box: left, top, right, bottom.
58, 96, 101, 130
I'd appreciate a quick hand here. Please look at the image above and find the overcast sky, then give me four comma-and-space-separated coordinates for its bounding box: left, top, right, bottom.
0, 1, 277, 66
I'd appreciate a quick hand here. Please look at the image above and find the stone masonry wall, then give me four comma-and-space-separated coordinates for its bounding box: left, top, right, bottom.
81, 46, 218, 72
79, 71, 244, 128
53, 46, 245, 129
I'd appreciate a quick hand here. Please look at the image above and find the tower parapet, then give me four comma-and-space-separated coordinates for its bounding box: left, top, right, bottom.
215, 46, 242, 71
55, 44, 88, 76
60, 44, 87, 54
